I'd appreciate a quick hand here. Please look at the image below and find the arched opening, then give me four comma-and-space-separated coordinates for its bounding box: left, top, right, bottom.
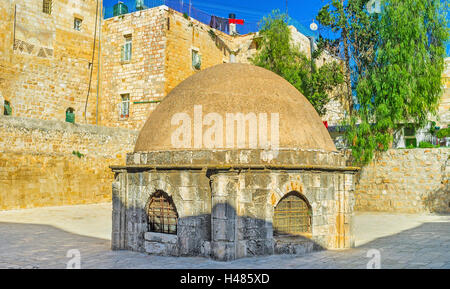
65, 107, 75, 123
146, 190, 178, 235
273, 191, 312, 236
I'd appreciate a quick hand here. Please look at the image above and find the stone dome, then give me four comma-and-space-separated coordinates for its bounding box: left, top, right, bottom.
134, 63, 336, 152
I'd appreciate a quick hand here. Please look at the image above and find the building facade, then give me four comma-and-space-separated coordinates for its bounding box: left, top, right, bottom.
0, 0, 101, 124
0, 1, 348, 131
111, 64, 358, 260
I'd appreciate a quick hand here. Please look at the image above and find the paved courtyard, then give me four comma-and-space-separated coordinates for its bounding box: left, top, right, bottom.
0, 203, 449, 269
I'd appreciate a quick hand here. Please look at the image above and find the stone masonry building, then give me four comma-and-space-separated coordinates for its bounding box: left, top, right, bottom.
0, 1, 347, 131
0, 0, 348, 211
0, 1, 447, 216
111, 64, 359, 260
0, 0, 101, 124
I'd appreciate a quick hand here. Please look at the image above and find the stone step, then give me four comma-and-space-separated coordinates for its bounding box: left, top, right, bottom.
274, 236, 319, 256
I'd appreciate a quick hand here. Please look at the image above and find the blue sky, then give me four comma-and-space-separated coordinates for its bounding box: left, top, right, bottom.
103, 0, 331, 29
103, 0, 449, 55
188, 0, 321, 24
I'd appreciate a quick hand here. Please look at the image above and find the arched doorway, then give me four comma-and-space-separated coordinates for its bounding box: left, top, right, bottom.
273, 191, 312, 236
65, 107, 75, 123
146, 190, 178, 234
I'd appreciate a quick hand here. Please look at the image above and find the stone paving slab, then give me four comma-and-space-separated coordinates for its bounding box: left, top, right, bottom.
0, 203, 449, 269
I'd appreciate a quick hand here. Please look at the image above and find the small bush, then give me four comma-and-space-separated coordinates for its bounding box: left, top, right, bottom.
436, 128, 450, 138
418, 141, 439, 148
72, 150, 85, 158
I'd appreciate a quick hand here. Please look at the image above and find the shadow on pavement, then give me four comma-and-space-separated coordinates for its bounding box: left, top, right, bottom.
0, 219, 448, 268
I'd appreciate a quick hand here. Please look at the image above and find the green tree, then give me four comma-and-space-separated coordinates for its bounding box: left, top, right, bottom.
318, 0, 448, 165
251, 10, 344, 116
317, 0, 378, 115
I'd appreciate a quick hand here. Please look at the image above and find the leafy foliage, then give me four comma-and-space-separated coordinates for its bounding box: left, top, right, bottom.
418, 141, 439, 148
436, 128, 450, 138
251, 10, 344, 116
72, 151, 85, 158
318, 0, 448, 165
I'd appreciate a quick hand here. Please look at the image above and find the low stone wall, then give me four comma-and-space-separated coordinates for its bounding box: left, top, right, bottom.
0, 116, 138, 158
355, 148, 449, 214
0, 116, 138, 210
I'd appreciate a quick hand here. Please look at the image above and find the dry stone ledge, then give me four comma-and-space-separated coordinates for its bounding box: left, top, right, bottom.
144, 232, 178, 244
144, 232, 179, 256
122, 149, 353, 169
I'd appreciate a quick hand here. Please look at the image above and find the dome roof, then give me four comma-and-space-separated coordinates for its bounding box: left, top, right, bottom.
134, 63, 336, 152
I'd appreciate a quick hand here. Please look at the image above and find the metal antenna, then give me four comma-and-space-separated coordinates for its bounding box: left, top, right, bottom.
286, 0, 288, 17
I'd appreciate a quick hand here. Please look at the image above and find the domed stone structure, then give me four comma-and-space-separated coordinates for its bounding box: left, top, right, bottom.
134, 63, 336, 152
111, 64, 359, 261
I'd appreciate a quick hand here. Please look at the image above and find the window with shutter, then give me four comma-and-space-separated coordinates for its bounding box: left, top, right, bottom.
3, 100, 12, 116
192, 49, 201, 70
120, 94, 130, 119
74, 18, 82, 31
121, 35, 132, 62
65, 107, 75, 123
43, 0, 52, 15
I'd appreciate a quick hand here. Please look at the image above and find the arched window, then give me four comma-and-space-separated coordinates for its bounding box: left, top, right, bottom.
146, 191, 178, 235
273, 192, 312, 236
65, 107, 75, 123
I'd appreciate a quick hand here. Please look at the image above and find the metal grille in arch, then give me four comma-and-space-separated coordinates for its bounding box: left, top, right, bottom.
273, 192, 312, 236
147, 191, 178, 234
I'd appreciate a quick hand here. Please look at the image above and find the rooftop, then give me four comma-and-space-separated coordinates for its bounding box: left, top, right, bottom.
134, 63, 337, 152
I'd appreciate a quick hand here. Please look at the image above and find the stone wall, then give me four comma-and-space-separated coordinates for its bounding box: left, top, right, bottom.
0, 0, 101, 124
1, 3, 350, 131
100, 7, 250, 131
164, 10, 232, 95
354, 148, 450, 214
112, 149, 358, 260
111, 169, 212, 256
0, 115, 138, 210
100, 7, 348, 130
100, 6, 167, 130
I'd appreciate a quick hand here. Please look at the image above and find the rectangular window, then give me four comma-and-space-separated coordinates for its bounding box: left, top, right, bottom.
229, 53, 236, 63
121, 35, 132, 62
43, 0, 52, 15
74, 18, 82, 31
192, 49, 201, 70
120, 94, 130, 119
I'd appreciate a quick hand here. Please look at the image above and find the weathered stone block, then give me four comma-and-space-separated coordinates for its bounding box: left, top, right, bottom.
144, 232, 177, 244
212, 219, 235, 242
144, 241, 178, 256
211, 241, 235, 261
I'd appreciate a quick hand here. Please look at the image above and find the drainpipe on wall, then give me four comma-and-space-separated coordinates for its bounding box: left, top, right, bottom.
13, 4, 16, 54
84, 0, 100, 123
96, 4, 102, 125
